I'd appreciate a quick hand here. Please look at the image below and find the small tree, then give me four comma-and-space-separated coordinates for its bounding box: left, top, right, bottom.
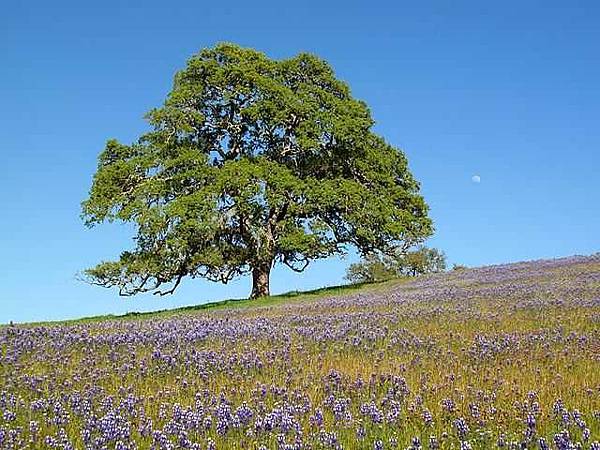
345, 246, 446, 283
345, 254, 396, 284
395, 246, 446, 277
82, 43, 432, 299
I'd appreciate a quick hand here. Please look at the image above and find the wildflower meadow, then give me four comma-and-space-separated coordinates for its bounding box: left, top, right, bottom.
1, 255, 599, 449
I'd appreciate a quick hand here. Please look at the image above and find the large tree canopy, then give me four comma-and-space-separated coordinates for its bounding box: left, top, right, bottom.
82, 43, 433, 298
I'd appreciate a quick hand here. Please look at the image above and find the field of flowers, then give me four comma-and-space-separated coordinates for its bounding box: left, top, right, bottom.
1, 255, 599, 449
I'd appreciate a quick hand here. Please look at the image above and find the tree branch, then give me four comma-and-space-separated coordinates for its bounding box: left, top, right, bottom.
281, 255, 310, 273
153, 272, 184, 296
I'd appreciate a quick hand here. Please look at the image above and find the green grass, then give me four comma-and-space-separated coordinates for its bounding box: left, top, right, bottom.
24, 277, 407, 327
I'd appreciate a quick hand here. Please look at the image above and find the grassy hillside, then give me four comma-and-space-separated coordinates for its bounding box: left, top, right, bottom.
28, 278, 405, 327
1, 255, 599, 449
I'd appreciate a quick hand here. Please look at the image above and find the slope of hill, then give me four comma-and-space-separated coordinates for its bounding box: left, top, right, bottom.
1, 255, 599, 449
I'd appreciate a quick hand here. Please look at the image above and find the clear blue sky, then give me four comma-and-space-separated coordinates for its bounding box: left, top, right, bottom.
2, 1, 599, 323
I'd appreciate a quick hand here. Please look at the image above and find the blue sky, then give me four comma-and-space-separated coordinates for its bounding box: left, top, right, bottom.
2, 1, 599, 323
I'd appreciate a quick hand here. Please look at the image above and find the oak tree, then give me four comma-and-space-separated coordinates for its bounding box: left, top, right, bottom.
82, 43, 432, 299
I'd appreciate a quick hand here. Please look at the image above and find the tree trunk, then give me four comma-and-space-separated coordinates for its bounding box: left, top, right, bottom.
250, 262, 271, 299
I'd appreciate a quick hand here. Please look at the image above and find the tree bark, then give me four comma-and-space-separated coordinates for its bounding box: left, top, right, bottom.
250, 261, 271, 299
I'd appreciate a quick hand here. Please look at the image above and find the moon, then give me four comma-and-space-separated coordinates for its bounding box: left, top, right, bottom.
472, 175, 481, 183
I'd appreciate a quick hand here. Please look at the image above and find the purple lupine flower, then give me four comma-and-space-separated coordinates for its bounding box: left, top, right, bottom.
356, 425, 366, 440
583, 428, 590, 442
453, 418, 469, 439
410, 436, 422, 449
422, 409, 433, 427
441, 398, 455, 413
428, 435, 439, 449
497, 434, 506, 448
